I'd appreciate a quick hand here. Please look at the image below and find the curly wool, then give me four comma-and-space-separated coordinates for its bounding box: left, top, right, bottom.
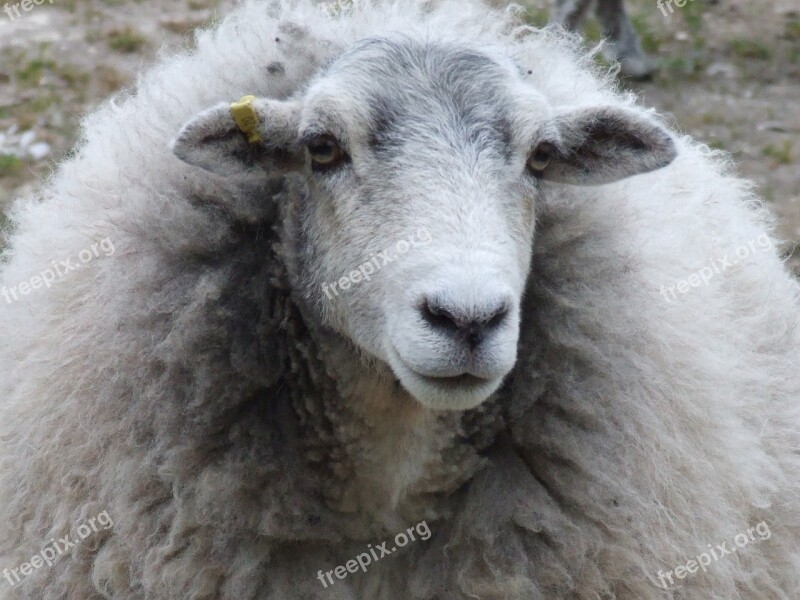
1, 1, 799, 599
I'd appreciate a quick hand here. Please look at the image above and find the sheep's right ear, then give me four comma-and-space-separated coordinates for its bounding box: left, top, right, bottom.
171, 98, 302, 179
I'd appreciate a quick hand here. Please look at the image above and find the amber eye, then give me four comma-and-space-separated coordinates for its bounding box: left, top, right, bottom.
307, 135, 346, 170
527, 142, 554, 176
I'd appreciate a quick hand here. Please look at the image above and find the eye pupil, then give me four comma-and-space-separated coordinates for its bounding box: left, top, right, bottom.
312, 141, 334, 158
308, 135, 345, 169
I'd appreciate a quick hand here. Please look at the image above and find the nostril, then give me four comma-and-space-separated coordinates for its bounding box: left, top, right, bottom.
484, 302, 509, 331
464, 303, 509, 350
420, 298, 462, 332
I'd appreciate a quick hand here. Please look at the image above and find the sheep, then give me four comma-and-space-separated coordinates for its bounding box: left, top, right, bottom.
1, 0, 799, 598
552, 0, 656, 78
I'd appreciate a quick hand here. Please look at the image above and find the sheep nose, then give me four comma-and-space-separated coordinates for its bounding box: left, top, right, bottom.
420, 296, 510, 350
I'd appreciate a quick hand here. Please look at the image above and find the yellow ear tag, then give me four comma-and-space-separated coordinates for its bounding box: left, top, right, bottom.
230, 95, 262, 144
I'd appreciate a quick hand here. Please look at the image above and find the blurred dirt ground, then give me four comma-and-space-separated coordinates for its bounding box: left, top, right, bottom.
0, 0, 798, 269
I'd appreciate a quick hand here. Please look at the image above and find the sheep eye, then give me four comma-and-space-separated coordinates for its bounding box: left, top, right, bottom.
307, 135, 345, 170
527, 142, 554, 176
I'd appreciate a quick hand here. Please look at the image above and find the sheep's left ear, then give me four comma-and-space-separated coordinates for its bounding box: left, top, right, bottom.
171, 97, 302, 180
536, 106, 677, 185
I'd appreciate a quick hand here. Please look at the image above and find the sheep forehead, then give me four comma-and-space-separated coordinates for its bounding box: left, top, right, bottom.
304, 37, 521, 159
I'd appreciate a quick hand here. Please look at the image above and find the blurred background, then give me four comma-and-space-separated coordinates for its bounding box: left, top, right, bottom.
0, 0, 798, 269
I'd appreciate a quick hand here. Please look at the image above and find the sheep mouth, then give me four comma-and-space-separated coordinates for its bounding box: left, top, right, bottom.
399, 366, 503, 411
415, 372, 488, 388
385, 345, 504, 411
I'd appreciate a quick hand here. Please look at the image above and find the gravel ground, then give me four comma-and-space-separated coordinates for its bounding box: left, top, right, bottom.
0, 0, 798, 268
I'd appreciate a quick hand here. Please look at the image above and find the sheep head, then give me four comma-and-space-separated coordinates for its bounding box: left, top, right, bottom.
172, 36, 676, 411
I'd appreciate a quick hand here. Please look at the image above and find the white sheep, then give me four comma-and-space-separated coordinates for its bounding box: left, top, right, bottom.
1, 1, 799, 598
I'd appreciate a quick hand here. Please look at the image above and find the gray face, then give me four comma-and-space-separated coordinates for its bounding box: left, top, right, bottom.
173, 36, 676, 411
295, 39, 540, 410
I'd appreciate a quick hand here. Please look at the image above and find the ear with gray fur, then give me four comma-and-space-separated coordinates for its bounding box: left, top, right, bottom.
538, 106, 677, 185
171, 98, 302, 179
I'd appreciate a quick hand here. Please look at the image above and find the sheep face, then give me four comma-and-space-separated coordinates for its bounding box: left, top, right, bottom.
173, 37, 676, 411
